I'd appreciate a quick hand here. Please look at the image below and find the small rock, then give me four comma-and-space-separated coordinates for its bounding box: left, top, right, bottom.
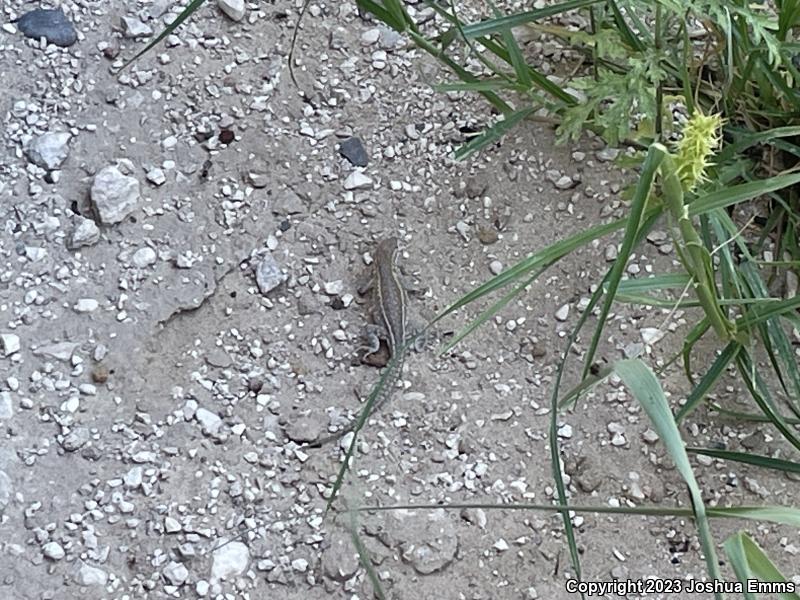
74, 562, 108, 586
34, 341, 79, 361
132, 247, 157, 268
0, 392, 12, 420
120, 16, 153, 38
597, 147, 619, 162
640, 327, 663, 345
360, 28, 380, 45
555, 175, 574, 189
343, 171, 372, 190
205, 348, 232, 368
15, 8, 78, 47
91, 166, 140, 224
163, 561, 189, 586
211, 541, 250, 580
477, 227, 498, 245
68, 216, 101, 249
195, 408, 222, 436
43, 542, 65, 561
146, 167, 166, 186
291, 558, 308, 572
554, 304, 570, 321
641, 429, 659, 444
255, 254, 286, 295
74, 299, 99, 313
164, 517, 182, 533
0, 470, 11, 513
92, 365, 110, 384
218, 0, 246, 21
464, 176, 487, 199
1, 333, 21, 357
285, 415, 325, 444
339, 137, 368, 167
623, 342, 643, 358
323, 280, 344, 296
493, 538, 510, 552
61, 427, 90, 452
26, 132, 71, 170
460, 508, 487, 528
321, 533, 359, 582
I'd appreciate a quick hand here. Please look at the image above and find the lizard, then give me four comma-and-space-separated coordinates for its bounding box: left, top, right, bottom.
303, 237, 414, 448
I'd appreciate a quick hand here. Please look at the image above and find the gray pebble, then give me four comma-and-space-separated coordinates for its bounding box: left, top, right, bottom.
211, 541, 250, 580
0, 392, 12, 420
42, 542, 65, 561
26, 132, 71, 170
0, 333, 20, 357
120, 16, 152, 38
343, 171, 372, 190
554, 304, 570, 321
91, 166, 140, 224
132, 247, 157, 268
34, 341, 79, 361
74, 562, 108, 586
255, 254, 286, 295
218, 0, 246, 21
321, 533, 360, 582
339, 136, 369, 167
195, 408, 222, 436
68, 216, 101, 249
163, 561, 189, 586
16, 9, 78, 47
61, 427, 90, 452
0, 470, 11, 513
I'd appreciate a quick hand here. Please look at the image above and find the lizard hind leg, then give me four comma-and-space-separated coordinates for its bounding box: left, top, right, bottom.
357, 323, 385, 360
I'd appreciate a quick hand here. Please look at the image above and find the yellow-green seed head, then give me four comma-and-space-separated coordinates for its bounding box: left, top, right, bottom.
674, 112, 722, 192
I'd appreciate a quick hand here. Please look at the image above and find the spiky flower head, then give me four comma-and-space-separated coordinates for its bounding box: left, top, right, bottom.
673, 112, 722, 192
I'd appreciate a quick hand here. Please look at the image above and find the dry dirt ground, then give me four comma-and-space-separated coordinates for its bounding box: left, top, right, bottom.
1, 1, 798, 599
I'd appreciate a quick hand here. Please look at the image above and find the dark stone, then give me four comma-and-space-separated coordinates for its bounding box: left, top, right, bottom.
15, 9, 78, 47
218, 129, 235, 144
339, 137, 369, 167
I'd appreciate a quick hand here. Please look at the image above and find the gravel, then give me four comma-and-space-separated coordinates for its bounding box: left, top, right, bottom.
0, 0, 785, 598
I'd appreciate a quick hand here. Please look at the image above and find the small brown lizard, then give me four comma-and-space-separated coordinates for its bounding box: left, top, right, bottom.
304, 237, 414, 448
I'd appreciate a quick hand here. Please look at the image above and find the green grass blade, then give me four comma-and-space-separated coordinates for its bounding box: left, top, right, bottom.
460, 0, 603, 39
441, 270, 542, 354
347, 508, 387, 600
324, 350, 405, 513
454, 107, 535, 161
405, 30, 513, 115
120, 0, 208, 70
676, 341, 741, 422
718, 125, 800, 162
614, 359, 722, 594
689, 173, 800, 217
354, 500, 800, 526
583, 145, 663, 377
736, 349, 800, 453
558, 366, 613, 409
681, 319, 710, 386
434, 80, 525, 92
606, 0, 647, 52
687, 447, 800, 474
472, 35, 577, 104
724, 533, 800, 600
431, 218, 628, 329
487, 1, 532, 88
